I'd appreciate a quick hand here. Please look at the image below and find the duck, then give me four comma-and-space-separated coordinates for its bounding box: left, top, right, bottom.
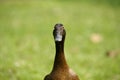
44, 23, 80, 80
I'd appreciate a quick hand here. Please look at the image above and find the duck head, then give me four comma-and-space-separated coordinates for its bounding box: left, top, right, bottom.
53, 23, 66, 43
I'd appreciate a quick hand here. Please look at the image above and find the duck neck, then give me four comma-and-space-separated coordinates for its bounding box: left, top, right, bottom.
53, 41, 68, 70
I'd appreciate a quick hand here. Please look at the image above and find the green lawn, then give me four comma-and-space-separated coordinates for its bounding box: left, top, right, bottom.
0, 0, 120, 80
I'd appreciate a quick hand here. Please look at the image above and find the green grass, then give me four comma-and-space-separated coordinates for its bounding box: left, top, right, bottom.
0, 0, 120, 80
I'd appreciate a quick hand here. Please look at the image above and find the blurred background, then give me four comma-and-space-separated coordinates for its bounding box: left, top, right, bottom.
0, 0, 120, 80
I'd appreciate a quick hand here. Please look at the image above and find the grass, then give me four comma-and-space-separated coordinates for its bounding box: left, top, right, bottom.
0, 0, 120, 80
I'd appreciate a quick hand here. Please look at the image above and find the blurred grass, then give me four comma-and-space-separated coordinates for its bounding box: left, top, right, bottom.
0, 0, 120, 80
